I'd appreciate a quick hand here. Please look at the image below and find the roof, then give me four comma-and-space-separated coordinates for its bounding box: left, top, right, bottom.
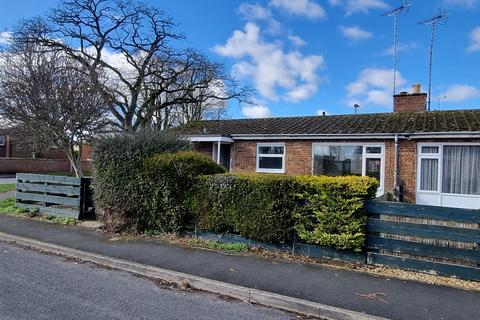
180, 109, 480, 137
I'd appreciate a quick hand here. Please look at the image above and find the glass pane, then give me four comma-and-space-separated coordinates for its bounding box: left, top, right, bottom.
366, 158, 381, 182
258, 146, 284, 155
442, 146, 480, 195
259, 156, 283, 170
420, 158, 438, 191
366, 147, 382, 154
313, 146, 363, 176
421, 146, 439, 154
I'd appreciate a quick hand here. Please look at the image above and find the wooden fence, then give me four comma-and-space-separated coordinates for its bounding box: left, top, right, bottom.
16, 173, 94, 219
366, 201, 480, 281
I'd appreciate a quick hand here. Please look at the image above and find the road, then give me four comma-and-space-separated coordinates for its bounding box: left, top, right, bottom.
0, 242, 297, 320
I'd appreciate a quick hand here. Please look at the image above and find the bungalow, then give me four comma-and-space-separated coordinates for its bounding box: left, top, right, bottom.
181, 85, 480, 209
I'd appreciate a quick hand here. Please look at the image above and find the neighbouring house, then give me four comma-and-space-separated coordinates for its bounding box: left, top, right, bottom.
181, 85, 480, 209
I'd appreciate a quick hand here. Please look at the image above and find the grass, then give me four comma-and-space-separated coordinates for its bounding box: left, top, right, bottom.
0, 197, 78, 226
0, 184, 16, 193
186, 238, 248, 252
0, 198, 27, 215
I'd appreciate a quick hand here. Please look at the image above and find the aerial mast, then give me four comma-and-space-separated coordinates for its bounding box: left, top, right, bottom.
418, 9, 449, 111
382, 1, 410, 96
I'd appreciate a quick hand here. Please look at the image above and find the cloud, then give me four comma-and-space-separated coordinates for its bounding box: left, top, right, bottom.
316, 109, 330, 115
242, 104, 273, 118
339, 25, 372, 42
331, 0, 389, 15
440, 85, 480, 102
238, 3, 272, 20
237, 3, 282, 35
214, 22, 324, 102
288, 35, 306, 46
381, 42, 417, 56
467, 26, 480, 52
270, 0, 326, 19
0, 31, 12, 45
346, 68, 406, 107
443, 0, 479, 8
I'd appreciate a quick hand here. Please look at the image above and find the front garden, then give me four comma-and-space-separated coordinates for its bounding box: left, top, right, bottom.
92, 130, 378, 252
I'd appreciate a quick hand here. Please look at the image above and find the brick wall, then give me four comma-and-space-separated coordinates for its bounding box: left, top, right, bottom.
229, 139, 423, 203
0, 158, 92, 174
193, 142, 213, 158
393, 93, 427, 113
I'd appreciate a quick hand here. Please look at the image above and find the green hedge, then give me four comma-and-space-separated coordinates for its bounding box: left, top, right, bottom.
140, 151, 225, 232
293, 176, 378, 250
195, 174, 378, 250
92, 130, 213, 232
195, 174, 298, 243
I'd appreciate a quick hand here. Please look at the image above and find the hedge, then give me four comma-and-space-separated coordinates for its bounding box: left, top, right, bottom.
195, 174, 298, 243
195, 174, 378, 250
92, 130, 225, 232
140, 151, 225, 232
293, 176, 378, 250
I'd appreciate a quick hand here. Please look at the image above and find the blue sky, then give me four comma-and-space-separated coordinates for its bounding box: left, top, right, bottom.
1, 0, 480, 119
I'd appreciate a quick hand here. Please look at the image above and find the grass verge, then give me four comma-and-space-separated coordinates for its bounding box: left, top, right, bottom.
0, 184, 16, 193
0, 198, 78, 226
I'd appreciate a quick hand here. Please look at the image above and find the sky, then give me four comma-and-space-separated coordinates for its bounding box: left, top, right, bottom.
1, 0, 479, 119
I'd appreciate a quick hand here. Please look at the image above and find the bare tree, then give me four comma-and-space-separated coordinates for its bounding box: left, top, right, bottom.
0, 43, 109, 176
15, 0, 250, 131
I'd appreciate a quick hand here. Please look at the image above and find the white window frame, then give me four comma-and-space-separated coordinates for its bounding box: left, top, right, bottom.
256, 143, 286, 174
311, 142, 385, 194
417, 142, 480, 197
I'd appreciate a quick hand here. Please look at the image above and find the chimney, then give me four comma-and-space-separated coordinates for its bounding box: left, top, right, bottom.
393, 84, 427, 113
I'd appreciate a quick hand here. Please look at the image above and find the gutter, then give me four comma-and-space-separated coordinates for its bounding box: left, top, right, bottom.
229, 132, 480, 140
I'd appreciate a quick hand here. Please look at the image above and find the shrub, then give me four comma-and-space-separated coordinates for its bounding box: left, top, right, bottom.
140, 151, 225, 232
195, 174, 298, 243
293, 176, 378, 250
92, 130, 190, 232
195, 174, 378, 250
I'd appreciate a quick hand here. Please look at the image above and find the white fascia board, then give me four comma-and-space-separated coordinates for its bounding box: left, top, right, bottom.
185, 135, 234, 143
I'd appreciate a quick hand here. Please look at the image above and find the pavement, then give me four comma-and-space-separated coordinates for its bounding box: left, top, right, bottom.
0, 190, 14, 201
0, 214, 479, 320
0, 242, 295, 320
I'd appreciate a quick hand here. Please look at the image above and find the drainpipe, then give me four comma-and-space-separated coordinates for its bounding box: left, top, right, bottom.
393, 134, 399, 201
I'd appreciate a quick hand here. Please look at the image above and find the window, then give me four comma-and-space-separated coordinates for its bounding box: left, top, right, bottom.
312, 144, 384, 191
418, 144, 480, 195
0, 136, 4, 146
442, 146, 480, 195
256, 143, 285, 173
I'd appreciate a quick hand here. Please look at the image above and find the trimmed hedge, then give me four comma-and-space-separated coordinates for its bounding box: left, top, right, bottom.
92, 130, 226, 232
293, 176, 378, 250
195, 174, 297, 243
140, 151, 225, 232
195, 174, 378, 250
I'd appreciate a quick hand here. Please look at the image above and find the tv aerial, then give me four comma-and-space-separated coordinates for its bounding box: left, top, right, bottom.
418, 9, 449, 111
382, 1, 411, 96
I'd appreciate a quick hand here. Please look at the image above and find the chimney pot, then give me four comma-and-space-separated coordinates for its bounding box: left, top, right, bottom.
412, 84, 421, 94
393, 84, 427, 113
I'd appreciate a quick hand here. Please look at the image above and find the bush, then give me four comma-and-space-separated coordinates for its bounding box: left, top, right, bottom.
92, 130, 191, 232
195, 174, 297, 243
293, 176, 378, 250
140, 151, 225, 232
195, 174, 378, 249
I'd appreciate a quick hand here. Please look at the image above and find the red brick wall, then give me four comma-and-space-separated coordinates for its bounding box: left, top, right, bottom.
193, 142, 214, 158
0, 158, 92, 174
229, 139, 423, 203
393, 93, 427, 113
